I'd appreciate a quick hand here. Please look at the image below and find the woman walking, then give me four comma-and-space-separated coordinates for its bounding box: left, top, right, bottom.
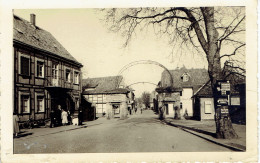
61, 109, 68, 126
13, 113, 20, 137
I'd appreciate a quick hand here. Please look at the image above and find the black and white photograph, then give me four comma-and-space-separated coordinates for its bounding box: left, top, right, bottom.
1, 0, 258, 162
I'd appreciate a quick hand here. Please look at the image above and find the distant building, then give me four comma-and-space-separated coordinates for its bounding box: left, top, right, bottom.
13, 14, 83, 122
82, 76, 135, 119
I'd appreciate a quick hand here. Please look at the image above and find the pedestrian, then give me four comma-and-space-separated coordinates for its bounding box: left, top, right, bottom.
13, 113, 20, 137
61, 109, 68, 126
56, 105, 62, 126
50, 109, 55, 128
67, 110, 71, 125
78, 109, 83, 126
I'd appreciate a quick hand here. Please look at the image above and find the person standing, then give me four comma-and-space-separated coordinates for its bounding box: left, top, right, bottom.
56, 105, 62, 126
78, 109, 83, 126
13, 113, 20, 137
50, 109, 55, 128
61, 109, 68, 126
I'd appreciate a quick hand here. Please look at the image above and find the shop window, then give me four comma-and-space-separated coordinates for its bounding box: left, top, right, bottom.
204, 101, 212, 114
74, 71, 79, 84
36, 60, 44, 78
19, 53, 30, 76
65, 69, 71, 82
52, 62, 59, 79
19, 92, 30, 114
36, 94, 45, 112
112, 104, 120, 114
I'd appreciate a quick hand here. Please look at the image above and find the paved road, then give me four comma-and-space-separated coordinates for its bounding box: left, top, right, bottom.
14, 110, 231, 153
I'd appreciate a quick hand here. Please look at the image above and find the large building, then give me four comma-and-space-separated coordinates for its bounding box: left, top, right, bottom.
13, 14, 83, 122
156, 67, 209, 118
82, 76, 135, 119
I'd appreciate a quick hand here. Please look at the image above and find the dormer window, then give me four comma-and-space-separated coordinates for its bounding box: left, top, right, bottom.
181, 73, 190, 82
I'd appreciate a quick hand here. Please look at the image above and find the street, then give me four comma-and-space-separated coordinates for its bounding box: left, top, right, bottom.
14, 110, 231, 153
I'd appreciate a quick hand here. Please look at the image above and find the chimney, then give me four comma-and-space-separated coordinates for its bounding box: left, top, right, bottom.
30, 14, 36, 26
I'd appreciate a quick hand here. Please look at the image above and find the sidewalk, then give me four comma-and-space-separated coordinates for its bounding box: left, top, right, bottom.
163, 118, 246, 151
15, 117, 110, 140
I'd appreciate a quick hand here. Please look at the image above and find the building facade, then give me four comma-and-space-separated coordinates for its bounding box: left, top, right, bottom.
82, 76, 135, 119
13, 14, 83, 122
193, 73, 245, 122
156, 67, 209, 118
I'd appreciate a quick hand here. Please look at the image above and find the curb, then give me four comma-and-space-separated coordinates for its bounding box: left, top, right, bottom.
16, 122, 103, 140
163, 120, 245, 152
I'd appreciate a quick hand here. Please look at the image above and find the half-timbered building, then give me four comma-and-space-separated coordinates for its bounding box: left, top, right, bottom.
13, 14, 83, 122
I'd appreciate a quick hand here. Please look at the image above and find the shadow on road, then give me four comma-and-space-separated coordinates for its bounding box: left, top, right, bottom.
14, 131, 33, 139
163, 121, 217, 138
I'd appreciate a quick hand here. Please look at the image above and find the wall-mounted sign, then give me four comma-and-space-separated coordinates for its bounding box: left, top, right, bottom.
216, 80, 231, 96
221, 82, 231, 91
217, 97, 228, 105
220, 108, 229, 114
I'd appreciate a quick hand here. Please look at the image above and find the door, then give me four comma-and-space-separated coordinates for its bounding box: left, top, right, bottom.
165, 104, 169, 115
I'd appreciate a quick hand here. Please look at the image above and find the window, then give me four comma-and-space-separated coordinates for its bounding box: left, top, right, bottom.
65, 69, 71, 82
19, 92, 30, 114
98, 94, 103, 103
36, 95, 45, 112
88, 95, 93, 102
180, 91, 182, 96
93, 95, 98, 103
52, 62, 59, 79
75, 98, 79, 109
181, 73, 190, 82
36, 60, 44, 78
74, 71, 79, 84
180, 102, 183, 109
103, 95, 106, 102
96, 104, 103, 113
19, 53, 30, 76
204, 101, 212, 114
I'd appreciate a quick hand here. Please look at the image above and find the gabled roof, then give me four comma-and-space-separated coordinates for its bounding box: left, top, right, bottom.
161, 67, 209, 92
193, 73, 245, 97
82, 76, 123, 94
104, 88, 129, 94
13, 15, 82, 66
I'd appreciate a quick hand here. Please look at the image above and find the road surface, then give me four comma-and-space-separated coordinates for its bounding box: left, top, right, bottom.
14, 110, 231, 153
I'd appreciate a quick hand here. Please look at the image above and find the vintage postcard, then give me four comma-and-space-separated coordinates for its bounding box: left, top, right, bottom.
1, 0, 258, 162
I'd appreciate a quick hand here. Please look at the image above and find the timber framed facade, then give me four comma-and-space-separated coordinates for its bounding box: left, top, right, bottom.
13, 14, 83, 122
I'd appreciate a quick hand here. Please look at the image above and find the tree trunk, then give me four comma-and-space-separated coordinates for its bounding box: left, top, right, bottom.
202, 7, 238, 139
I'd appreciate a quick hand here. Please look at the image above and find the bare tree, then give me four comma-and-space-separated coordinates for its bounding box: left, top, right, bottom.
141, 92, 151, 109
101, 7, 245, 139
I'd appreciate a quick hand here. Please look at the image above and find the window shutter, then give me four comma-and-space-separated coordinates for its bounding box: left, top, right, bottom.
21, 57, 30, 75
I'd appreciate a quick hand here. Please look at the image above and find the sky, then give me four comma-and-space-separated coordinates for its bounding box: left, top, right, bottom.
14, 9, 209, 97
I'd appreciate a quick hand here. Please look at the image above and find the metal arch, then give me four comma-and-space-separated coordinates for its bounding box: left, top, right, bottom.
116, 60, 173, 87
127, 82, 158, 87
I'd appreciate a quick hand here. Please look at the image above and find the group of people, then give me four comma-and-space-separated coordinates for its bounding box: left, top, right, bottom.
50, 105, 83, 128
13, 105, 84, 137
